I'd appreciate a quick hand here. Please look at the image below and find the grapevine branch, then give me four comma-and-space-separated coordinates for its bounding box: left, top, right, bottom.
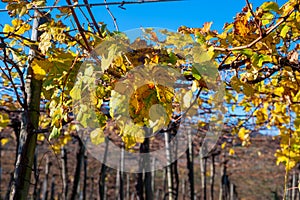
214, 6, 296, 52
245, 0, 263, 36
66, 0, 92, 52
83, 0, 104, 38
246, 58, 300, 84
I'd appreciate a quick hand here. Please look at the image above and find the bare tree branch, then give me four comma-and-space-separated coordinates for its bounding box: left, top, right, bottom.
66, 0, 92, 52
83, 0, 104, 38
245, 0, 263, 36
1, 52, 24, 107
104, 0, 119, 31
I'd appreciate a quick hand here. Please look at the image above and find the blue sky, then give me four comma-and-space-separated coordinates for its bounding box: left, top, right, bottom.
91, 0, 287, 31
0, 0, 288, 32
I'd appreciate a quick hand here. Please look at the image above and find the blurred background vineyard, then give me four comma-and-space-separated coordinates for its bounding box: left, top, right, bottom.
0, 127, 290, 200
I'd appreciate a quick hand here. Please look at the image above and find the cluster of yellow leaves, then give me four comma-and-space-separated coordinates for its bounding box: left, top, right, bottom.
129, 83, 173, 126
275, 129, 300, 171
38, 21, 70, 54
0, 112, 10, 132
90, 128, 105, 145
50, 133, 72, 153
183, 0, 300, 172
234, 13, 251, 37
3, 19, 31, 36
119, 121, 145, 149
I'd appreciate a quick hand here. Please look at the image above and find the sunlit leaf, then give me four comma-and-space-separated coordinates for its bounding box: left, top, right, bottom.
90, 128, 105, 145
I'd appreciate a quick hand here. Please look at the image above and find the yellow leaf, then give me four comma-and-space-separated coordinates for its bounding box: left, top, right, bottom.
0, 112, 10, 131
8, 19, 31, 35
234, 16, 249, 36
51, 144, 61, 153
12, 19, 22, 27
151, 55, 159, 64
202, 22, 212, 33
32, 63, 46, 80
238, 127, 250, 141
230, 76, 241, 92
39, 32, 52, 54
254, 107, 268, 122
122, 134, 136, 149
149, 104, 167, 133
221, 142, 226, 149
242, 83, 254, 96
32, 59, 52, 80
198, 120, 206, 127
274, 87, 284, 96
280, 25, 290, 38
229, 148, 235, 155
1, 138, 9, 146
61, 134, 72, 145
114, 55, 123, 67
3, 24, 14, 36
90, 128, 105, 145
37, 133, 45, 141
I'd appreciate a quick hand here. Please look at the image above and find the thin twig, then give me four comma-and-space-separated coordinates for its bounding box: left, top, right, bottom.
0, 0, 182, 12
0, 106, 22, 113
2, 51, 24, 107
218, 54, 244, 70
0, 54, 26, 97
214, 6, 296, 52
83, 0, 104, 38
66, 0, 92, 52
218, 51, 232, 69
64, 32, 88, 51
104, 0, 119, 31
245, 0, 263, 36
78, 6, 91, 26
174, 87, 203, 123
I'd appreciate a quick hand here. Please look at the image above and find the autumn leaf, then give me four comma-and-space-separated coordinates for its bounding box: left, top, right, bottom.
234, 15, 249, 36
0, 112, 10, 131
0, 138, 9, 146
202, 22, 213, 33
238, 127, 250, 141
260, 1, 279, 13
229, 148, 235, 155
32, 59, 52, 80
90, 128, 105, 145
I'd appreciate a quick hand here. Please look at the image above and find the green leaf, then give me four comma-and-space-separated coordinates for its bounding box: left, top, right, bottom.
191, 66, 201, 80
251, 53, 260, 68
70, 81, 82, 100
262, 12, 274, 26
280, 25, 290, 38
49, 126, 61, 140
258, 54, 272, 67
235, 48, 253, 57
261, 2, 279, 12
